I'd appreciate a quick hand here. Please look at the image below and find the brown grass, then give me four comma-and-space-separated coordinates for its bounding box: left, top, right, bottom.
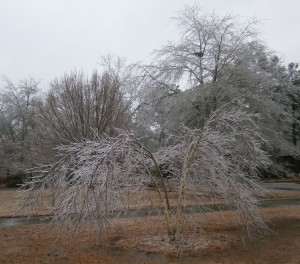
0, 205, 299, 263
1, 187, 300, 263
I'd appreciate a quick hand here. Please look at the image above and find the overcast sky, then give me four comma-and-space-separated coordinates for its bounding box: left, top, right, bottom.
0, 0, 299, 90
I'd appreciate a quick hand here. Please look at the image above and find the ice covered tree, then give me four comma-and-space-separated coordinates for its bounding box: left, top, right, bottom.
20, 107, 270, 243
286, 62, 300, 147
0, 77, 39, 177
136, 5, 296, 174
149, 5, 259, 87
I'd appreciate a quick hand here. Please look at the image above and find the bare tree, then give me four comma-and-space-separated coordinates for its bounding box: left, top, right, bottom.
20, 107, 270, 245
38, 69, 132, 143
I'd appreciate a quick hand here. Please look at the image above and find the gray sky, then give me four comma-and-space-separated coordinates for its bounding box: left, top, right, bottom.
0, 0, 299, 90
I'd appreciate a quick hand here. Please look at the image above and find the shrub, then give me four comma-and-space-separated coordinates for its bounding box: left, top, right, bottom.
5, 172, 26, 188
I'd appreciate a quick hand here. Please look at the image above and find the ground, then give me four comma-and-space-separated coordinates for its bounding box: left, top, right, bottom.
0, 185, 300, 263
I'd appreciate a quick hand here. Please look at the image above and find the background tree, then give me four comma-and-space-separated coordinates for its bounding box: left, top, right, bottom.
135, 5, 297, 175
151, 5, 259, 87
38, 61, 133, 143
286, 62, 300, 147
0, 77, 39, 179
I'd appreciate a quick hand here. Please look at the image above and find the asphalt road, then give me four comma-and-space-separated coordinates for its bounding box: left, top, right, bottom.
259, 181, 300, 191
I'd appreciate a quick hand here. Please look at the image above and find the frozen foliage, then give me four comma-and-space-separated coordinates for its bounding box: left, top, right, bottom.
136, 5, 298, 172
0, 78, 40, 175
20, 108, 270, 242
151, 5, 259, 87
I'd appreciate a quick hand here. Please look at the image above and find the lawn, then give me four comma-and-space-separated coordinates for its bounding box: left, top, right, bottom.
0, 186, 300, 263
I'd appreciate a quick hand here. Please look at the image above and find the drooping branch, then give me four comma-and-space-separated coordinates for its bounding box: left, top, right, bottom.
19, 107, 270, 242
